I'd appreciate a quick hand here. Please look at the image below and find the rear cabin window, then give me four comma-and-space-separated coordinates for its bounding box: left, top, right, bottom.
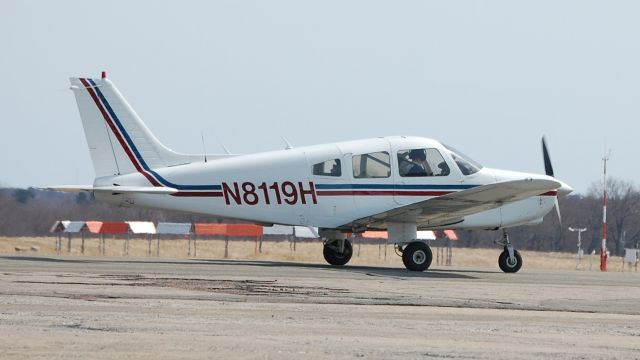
312, 159, 342, 177
352, 151, 391, 178
397, 148, 450, 177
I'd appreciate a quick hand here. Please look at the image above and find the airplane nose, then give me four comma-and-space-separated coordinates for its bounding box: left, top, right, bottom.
557, 181, 573, 197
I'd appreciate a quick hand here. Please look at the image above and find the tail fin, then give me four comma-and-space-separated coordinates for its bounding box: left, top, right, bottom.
70, 75, 189, 178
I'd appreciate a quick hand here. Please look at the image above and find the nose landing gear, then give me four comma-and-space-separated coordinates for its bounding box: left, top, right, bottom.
496, 229, 522, 273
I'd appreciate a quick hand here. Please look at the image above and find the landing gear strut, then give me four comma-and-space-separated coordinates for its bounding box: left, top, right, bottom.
496, 229, 522, 273
323, 239, 353, 266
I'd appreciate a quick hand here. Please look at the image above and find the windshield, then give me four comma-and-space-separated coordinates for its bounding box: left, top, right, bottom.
442, 144, 483, 176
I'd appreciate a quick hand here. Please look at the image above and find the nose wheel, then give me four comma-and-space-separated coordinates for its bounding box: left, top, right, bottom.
496, 229, 523, 273
498, 247, 522, 273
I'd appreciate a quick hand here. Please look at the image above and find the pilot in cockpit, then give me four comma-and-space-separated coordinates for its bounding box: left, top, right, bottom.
400, 149, 433, 177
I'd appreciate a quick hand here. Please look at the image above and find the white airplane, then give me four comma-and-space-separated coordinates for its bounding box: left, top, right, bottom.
49, 72, 573, 273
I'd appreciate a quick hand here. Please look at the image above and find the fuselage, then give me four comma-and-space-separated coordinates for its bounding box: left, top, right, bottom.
95, 136, 562, 231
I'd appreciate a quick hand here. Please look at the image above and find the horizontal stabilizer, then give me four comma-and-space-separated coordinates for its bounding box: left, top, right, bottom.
45, 185, 178, 195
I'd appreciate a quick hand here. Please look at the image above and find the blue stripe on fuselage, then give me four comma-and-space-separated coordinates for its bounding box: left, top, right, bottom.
315, 184, 478, 190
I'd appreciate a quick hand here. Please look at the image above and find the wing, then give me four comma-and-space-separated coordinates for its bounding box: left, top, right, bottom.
45, 185, 178, 195
345, 178, 561, 231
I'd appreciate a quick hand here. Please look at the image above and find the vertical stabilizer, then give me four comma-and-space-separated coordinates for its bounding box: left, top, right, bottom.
70, 75, 189, 178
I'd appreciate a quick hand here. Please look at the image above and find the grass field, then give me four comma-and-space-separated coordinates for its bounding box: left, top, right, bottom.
0, 236, 633, 272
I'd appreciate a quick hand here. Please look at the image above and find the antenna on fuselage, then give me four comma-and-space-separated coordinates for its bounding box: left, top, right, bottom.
221, 144, 232, 155
282, 137, 293, 150
201, 131, 207, 163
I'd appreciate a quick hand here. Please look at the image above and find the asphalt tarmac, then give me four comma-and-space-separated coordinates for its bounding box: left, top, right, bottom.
1, 255, 639, 359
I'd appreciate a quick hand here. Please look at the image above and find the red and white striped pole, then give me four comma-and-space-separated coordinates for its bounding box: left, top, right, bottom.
600, 154, 609, 271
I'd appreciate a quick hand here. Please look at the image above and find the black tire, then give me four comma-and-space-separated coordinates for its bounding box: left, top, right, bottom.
323, 240, 353, 266
498, 248, 522, 273
402, 242, 433, 271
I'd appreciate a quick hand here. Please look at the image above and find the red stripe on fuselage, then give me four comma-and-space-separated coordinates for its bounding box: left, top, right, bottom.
79, 78, 161, 187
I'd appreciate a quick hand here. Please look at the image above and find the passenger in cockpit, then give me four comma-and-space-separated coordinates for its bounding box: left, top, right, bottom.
329, 160, 341, 176
437, 161, 450, 176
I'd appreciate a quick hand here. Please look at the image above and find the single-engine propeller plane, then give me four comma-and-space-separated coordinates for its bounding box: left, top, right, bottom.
49, 73, 573, 272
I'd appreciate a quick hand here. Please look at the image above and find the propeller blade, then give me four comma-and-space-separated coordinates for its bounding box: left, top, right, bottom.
554, 196, 562, 225
542, 136, 554, 177
542, 136, 564, 225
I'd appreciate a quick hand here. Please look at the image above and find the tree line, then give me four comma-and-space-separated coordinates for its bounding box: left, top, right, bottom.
1, 178, 639, 255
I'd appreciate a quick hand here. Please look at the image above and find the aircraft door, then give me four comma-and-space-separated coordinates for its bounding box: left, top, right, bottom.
392, 144, 461, 206
347, 139, 397, 218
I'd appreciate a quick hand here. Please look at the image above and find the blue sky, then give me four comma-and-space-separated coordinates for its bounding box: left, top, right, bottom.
1, 1, 638, 194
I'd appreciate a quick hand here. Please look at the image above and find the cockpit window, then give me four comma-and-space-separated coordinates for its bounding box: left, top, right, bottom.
397, 148, 450, 177
312, 159, 341, 177
443, 144, 483, 176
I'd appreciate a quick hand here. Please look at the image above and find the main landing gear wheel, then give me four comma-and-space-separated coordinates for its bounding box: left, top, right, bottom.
323, 239, 353, 266
402, 242, 433, 271
498, 247, 522, 273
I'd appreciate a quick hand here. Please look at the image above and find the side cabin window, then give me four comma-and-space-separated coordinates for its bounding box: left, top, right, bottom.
312, 159, 342, 177
397, 148, 450, 177
352, 151, 391, 178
